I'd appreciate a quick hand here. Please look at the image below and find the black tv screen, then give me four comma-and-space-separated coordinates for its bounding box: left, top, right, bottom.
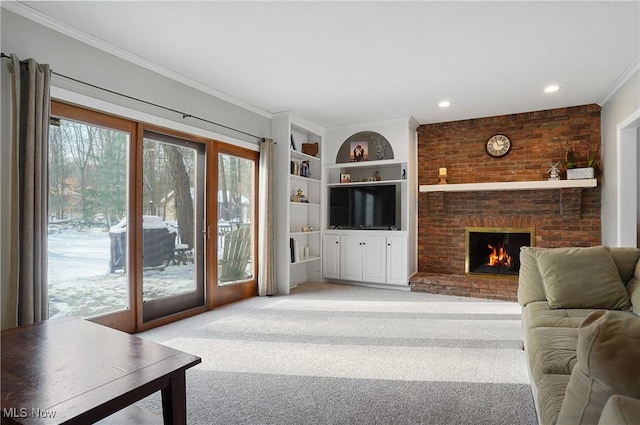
329, 185, 397, 230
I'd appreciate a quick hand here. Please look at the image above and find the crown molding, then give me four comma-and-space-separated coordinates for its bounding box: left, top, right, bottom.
3, 1, 272, 119
597, 56, 640, 106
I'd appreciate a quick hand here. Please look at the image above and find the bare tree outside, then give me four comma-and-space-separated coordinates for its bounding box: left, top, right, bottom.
94, 129, 128, 228
49, 119, 128, 228
48, 122, 69, 220
164, 144, 194, 247
218, 154, 252, 223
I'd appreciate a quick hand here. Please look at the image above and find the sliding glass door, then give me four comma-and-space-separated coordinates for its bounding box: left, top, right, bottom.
49, 101, 259, 331
141, 131, 206, 322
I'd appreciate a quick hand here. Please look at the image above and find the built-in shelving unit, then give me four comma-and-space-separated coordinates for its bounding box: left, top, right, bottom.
273, 113, 324, 294
321, 118, 418, 289
419, 179, 597, 193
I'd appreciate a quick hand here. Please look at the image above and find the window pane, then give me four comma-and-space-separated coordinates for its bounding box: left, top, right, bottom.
217, 153, 255, 286
141, 136, 203, 303
48, 119, 129, 319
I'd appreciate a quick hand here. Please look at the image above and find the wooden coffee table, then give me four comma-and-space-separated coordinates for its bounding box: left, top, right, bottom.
1, 317, 201, 424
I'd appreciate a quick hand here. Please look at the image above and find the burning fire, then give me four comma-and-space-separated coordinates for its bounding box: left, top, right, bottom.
487, 243, 512, 267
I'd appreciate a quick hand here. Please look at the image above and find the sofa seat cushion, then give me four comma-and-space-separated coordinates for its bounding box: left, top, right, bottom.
522, 302, 593, 339
538, 374, 571, 425
522, 303, 639, 346
536, 246, 631, 310
597, 395, 640, 425
557, 311, 640, 425
527, 327, 579, 383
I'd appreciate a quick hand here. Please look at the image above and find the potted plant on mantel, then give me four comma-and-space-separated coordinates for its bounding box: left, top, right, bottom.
565, 140, 600, 179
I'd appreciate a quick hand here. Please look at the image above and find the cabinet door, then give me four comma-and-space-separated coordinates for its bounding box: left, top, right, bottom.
386, 237, 407, 285
361, 236, 387, 283
340, 237, 364, 281
322, 235, 341, 279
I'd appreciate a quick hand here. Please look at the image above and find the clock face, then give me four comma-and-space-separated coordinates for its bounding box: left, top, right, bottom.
485, 134, 512, 158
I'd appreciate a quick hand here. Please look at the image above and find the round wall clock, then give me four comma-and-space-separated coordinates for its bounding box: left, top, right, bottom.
485, 134, 512, 158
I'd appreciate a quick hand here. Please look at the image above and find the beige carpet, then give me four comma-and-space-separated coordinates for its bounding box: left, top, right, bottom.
137, 282, 537, 424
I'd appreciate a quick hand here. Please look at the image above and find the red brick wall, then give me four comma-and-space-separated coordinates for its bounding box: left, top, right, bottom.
413, 104, 602, 301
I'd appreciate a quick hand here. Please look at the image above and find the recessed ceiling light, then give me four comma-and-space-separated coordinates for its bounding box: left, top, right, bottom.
438, 100, 451, 108
544, 85, 560, 93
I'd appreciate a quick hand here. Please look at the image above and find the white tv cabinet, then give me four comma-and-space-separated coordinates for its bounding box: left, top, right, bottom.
323, 231, 408, 287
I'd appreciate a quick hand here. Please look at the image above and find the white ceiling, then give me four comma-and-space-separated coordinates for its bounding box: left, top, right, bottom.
14, 1, 640, 128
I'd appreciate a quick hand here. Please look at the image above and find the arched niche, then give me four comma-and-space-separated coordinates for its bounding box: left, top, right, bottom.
335, 131, 395, 163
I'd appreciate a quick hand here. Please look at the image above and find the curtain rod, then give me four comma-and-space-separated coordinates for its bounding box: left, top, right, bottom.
1, 52, 266, 142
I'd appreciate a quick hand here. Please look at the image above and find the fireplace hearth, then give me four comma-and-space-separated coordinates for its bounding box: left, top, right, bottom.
465, 227, 534, 276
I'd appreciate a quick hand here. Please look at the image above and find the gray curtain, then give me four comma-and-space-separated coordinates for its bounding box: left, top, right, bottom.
258, 138, 277, 296
8, 54, 51, 326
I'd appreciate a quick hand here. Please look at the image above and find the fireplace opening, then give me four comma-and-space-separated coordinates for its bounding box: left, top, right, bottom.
465, 227, 534, 276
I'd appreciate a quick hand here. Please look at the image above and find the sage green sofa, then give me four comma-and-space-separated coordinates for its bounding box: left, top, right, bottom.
517, 246, 640, 425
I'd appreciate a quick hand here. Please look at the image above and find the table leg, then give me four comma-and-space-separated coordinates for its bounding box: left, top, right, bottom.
161, 372, 187, 425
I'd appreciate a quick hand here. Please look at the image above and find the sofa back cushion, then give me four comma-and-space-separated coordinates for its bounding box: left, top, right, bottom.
557, 310, 640, 425
536, 246, 631, 310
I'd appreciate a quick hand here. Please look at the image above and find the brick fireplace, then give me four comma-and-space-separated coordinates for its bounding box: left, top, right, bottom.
412, 104, 602, 301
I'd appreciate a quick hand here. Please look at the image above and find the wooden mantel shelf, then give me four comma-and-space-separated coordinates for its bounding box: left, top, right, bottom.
419, 179, 597, 193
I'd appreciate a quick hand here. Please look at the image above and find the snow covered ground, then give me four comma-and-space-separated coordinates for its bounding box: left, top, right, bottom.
48, 228, 195, 319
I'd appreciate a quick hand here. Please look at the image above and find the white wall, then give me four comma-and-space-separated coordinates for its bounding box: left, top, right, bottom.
1, 9, 271, 142
0, 9, 272, 328
601, 70, 640, 247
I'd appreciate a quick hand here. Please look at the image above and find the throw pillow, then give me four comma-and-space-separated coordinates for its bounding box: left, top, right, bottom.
517, 246, 547, 306
536, 246, 631, 310
556, 310, 640, 425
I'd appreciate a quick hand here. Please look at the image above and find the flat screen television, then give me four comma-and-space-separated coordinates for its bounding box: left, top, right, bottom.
329, 184, 397, 230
